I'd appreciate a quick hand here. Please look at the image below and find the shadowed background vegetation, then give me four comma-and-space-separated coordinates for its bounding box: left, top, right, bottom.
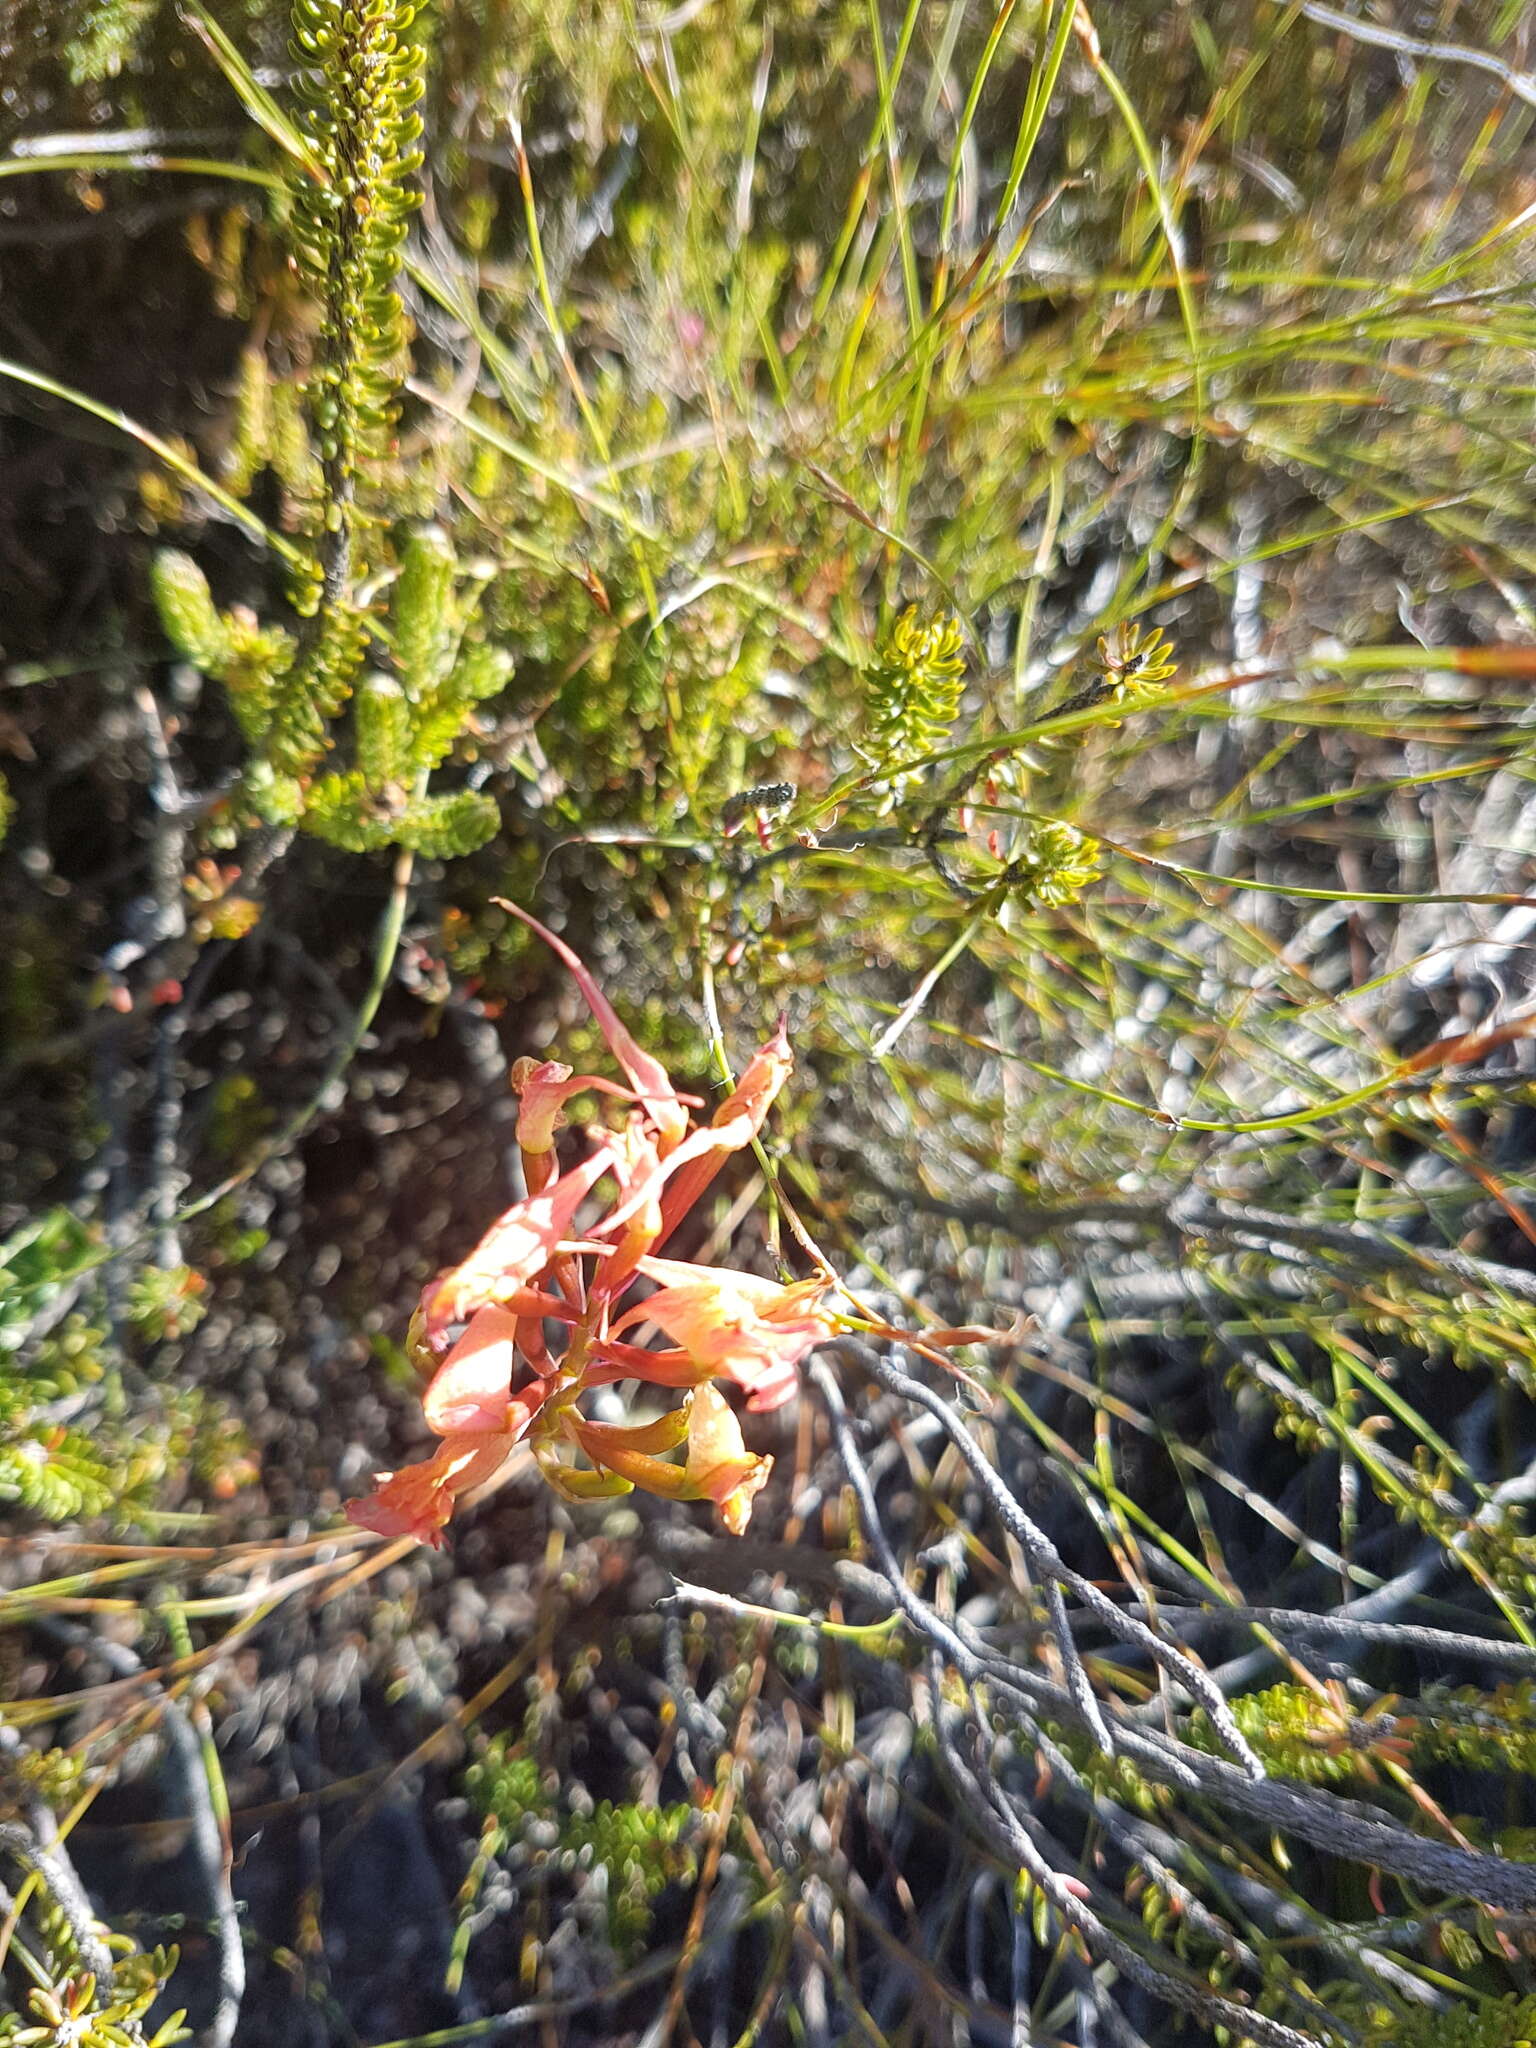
6, 1, 1536, 2042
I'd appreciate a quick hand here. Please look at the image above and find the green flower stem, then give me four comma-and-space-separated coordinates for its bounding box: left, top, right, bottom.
0, 152, 282, 187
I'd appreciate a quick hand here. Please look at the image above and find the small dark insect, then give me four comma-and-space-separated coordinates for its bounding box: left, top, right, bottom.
720, 782, 796, 829
1091, 620, 1176, 685
1054, 623, 1179, 721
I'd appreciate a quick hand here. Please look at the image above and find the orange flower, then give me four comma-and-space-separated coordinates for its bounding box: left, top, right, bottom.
565, 1386, 772, 1534
347, 1307, 558, 1543
423, 1306, 537, 1434
655, 1018, 792, 1243
511, 1057, 638, 1165
421, 1147, 612, 1341
349, 900, 812, 1547
610, 1257, 833, 1410
495, 899, 690, 1154
564, 1401, 693, 1497
681, 1384, 773, 1534
345, 1435, 511, 1549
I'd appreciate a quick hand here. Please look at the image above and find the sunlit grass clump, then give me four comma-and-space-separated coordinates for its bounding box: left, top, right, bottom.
5, 0, 1536, 2040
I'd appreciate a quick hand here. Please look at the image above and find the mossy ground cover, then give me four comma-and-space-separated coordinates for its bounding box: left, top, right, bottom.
5, 2, 1536, 2042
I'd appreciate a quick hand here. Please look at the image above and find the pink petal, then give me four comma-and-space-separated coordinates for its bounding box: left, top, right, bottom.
632, 1257, 786, 1304
684, 1384, 773, 1534
514, 1060, 640, 1155
422, 1306, 521, 1434
495, 899, 688, 1152
737, 1355, 801, 1412
346, 1492, 450, 1550
424, 1146, 614, 1339
344, 1436, 509, 1548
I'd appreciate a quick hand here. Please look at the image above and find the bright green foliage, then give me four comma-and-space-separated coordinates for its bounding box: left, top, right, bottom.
241, 758, 306, 827
392, 524, 458, 693
390, 788, 500, 858
0, 1420, 116, 1525
148, 550, 235, 673
465, 1739, 697, 1962
296, 528, 508, 854
354, 675, 413, 789
0, 1748, 86, 1814
147, 0, 507, 845
300, 769, 389, 850
287, 0, 425, 486
1188, 1681, 1536, 1792
865, 607, 968, 807
1189, 1685, 1370, 1787
150, 0, 478, 814
563, 1798, 697, 1961
301, 773, 498, 856
465, 1746, 543, 1823
0, 1304, 170, 1524
219, 348, 324, 516
373, 525, 516, 778
221, 346, 271, 496
149, 550, 297, 747
265, 599, 368, 774
407, 641, 513, 775
0, 1213, 244, 1527
1083, 621, 1178, 708
150, 526, 506, 853
62, 0, 156, 83
0, 1210, 96, 1341
1416, 1682, 1536, 1777
124, 1265, 208, 1344
1364, 1995, 1536, 2048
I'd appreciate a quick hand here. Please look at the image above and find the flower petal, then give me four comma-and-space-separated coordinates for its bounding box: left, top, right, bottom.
656, 1018, 792, 1243
612, 1261, 829, 1407
495, 899, 688, 1153
344, 1435, 509, 1548
422, 1306, 521, 1434
683, 1384, 773, 1534
423, 1146, 614, 1340
513, 1059, 640, 1155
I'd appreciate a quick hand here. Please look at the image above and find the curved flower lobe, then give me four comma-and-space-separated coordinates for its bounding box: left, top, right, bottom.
656, 1018, 793, 1242
615, 1258, 832, 1409
683, 1384, 773, 1534
423, 1306, 523, 1435
423, 1147, 613, 1340
495, 898, 689, 1153
345, 1436, 509, 1549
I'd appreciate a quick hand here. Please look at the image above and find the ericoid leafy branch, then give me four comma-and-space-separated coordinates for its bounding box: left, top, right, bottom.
150, 0, 505, 858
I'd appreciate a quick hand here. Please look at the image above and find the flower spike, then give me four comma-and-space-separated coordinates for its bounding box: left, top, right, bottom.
350, 901, 822, 1548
